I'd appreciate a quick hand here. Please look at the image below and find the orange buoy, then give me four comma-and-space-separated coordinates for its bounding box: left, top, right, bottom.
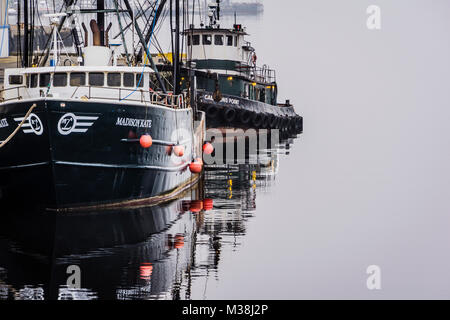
140, 134, 153, 148
190, 200, 203, 213
140, 263, 153, 280
203, 198, 214, 211
189, 159, 203, 173
173, 145, 184, 157
174, 234, 185, 249
203, 142, 214, 155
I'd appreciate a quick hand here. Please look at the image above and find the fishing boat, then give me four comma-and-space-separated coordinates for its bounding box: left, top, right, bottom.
0, 0, 206, 211
181, 0, 302, 134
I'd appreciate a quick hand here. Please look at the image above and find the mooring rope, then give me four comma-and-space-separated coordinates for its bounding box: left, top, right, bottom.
0, 103, 37, 149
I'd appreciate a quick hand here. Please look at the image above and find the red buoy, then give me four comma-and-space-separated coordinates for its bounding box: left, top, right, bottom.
203, 142, 214, 155
190, 200, 203, 213
173, 145, 184, 157
174, 234, 185, 249
203, 198, 214, 211
140, 263, 153, 280
189, 160, 203, 173
140, 135, 153, 148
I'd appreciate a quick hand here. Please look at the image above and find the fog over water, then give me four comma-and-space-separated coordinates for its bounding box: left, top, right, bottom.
189, 0, 450, 299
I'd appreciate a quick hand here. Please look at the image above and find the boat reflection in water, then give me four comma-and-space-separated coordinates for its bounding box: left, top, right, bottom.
0, 136, 296, 300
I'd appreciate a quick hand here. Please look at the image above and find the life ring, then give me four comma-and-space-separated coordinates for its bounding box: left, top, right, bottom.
251, 113, 263, 127
223, 108, 236, 123
239, 110, 251, 124
269, 115, 278, 128
206, 105, 219, 118
261, 114, 270, 128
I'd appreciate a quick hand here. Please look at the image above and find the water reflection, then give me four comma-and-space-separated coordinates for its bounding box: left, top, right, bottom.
0, 137, 297, 300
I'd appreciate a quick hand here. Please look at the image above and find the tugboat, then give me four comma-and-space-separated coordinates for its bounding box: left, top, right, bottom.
0, 0, 206, 211
182, 0, 302, 134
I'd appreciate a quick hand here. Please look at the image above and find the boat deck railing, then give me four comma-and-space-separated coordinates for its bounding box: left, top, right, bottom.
0, 85, 188, 109
0, 85, 27, 102
235, 64, 277, 84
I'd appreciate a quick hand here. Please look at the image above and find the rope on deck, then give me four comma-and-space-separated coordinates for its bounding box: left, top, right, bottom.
0, 103, 37, 149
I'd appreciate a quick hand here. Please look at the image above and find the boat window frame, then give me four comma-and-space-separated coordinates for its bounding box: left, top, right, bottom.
123, 72, 135, 87
29, 74, 38, 88
88, 72, 105, 87
192, 34, 200, 45
135, 73, 144, 88
39, 73, 51, 88
53, 72, 68, 87
70, 72, 86, 87
202, 34, 212, 45
107, 72, 122, 87
9, 75, 24, 85
226, 35, 233, 46
214, 34, 224, 46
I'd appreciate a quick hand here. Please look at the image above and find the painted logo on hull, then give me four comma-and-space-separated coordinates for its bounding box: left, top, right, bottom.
0, 118, 8, 129
14, 113, 44, 135
58, 113, 99, 135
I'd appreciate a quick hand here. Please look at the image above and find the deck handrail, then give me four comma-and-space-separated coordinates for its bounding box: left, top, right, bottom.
0, 85, 188, 109
0, 85, 27, 102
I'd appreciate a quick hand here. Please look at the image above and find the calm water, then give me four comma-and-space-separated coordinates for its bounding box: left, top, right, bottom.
2, 0, 450, 300
0, 141, 294, 300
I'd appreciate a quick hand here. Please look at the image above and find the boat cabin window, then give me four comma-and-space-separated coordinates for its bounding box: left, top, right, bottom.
107, 73, 121, 87
234, 36, 238, 47
89, 72, 105, 86
203, 34, 212, 45
53, 73, 68, 87
192, 35, 200, 45
28, 74, 38, 88
123, 73, 134, 87
9, 75, 23, 85
226, 35, 233, 46
135, 74, 144, 87
215, 35, 224, 46
70, 72, 86, 86
39, 73, 51, 88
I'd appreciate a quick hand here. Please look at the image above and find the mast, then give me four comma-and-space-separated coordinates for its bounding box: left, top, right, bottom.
97, 0, 105, 46
23, 0, 28, 67
173, 0, 180, 95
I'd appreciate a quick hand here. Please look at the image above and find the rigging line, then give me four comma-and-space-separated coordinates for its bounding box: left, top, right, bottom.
113, 0, 131, 65
17, 1, 21, 67
120, 0, 160, 101
170, 0, 173, 62
133, 0, 155, 56
111, 0, 154, 40
0, 0, 9, 57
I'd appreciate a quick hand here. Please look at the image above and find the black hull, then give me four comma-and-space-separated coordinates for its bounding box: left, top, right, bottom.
197, 92, 303, 134
0, 99, 201, 210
